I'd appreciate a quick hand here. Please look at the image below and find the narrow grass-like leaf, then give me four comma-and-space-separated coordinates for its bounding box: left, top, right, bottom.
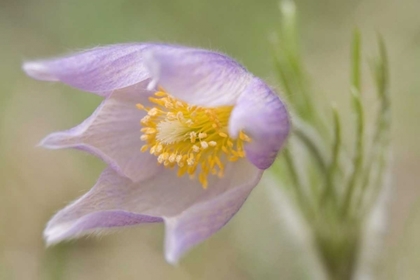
282, 147, 311, 212
322, 104, 341, 205
342, 89, 364, 217
362, 35, 391, 215
276, 0, 318, 124
293, 118, 329, 174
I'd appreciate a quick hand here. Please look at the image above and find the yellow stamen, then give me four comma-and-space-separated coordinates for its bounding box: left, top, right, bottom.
137, 90, 250, 188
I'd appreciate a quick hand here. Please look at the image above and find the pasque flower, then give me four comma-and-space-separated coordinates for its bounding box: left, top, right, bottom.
23, 43, 290, 263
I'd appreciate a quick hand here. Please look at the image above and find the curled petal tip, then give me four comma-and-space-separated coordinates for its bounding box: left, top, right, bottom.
38, 132, 78, 149
164, 251, 179, 266
43, 223, 72, 246
22, 61, 57, 81
38, 134, 58, 149
229, 78, 290, 169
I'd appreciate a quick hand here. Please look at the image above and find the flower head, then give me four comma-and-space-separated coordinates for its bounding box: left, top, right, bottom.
23, 43, 290, 263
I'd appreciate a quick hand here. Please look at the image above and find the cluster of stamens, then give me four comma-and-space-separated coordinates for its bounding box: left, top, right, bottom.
136, 90, 251, 188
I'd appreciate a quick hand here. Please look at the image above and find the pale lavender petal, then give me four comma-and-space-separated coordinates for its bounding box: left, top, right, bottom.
229, 77, 290, 169
44, 160, 261, 247
163, 171, 261, 264
143, 46, 253, 107
23, 44, 151, 96
40, 81, 159, 182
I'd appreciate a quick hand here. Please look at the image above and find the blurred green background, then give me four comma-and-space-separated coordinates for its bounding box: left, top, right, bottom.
1, 0, 419, 279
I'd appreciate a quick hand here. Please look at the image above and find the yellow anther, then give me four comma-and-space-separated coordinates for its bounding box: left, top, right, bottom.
201, 141, 209, 149
187, 158, 195, 166
219, 132, 228, 138
150, 145, 156, 154
176, 111, 184, 121
148, 108, 159, 116
157, 154, 165, 163
164, 101, 174, 109
154, 91, 167, 97
168, 153, 176, 163
141, 127, 156, 134
190, 132, 197, 143
192, 145, 200, 152
227, 140, 234, 147
239, 131, 252, 142
209, 141, 217, 147
167, 112, 176, 120
140, 135, 150, 141
141, 145, 149, 152
162, 152, 169, 160
141, 115, 151, 124
148, 97, 166, 106
198, 132, 207, 139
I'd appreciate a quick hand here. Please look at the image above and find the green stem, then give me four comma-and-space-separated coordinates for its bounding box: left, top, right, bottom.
314, 217, 361, 280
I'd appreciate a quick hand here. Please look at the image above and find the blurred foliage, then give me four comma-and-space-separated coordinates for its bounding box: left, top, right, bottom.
271, 1, 390, 279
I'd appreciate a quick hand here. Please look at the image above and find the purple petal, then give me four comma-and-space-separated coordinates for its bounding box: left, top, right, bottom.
23, 44, 151, 96
229, 77, 290, 169
44, 160, 262, 251
163, 174, 261, 264
40, 81, 159, 182
143, 46, 253, 107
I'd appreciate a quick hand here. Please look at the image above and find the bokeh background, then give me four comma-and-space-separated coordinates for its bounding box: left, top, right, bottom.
1, 0, 419, 279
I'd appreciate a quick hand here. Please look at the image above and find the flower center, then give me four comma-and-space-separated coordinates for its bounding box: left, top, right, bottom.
136, 90, 251, 188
